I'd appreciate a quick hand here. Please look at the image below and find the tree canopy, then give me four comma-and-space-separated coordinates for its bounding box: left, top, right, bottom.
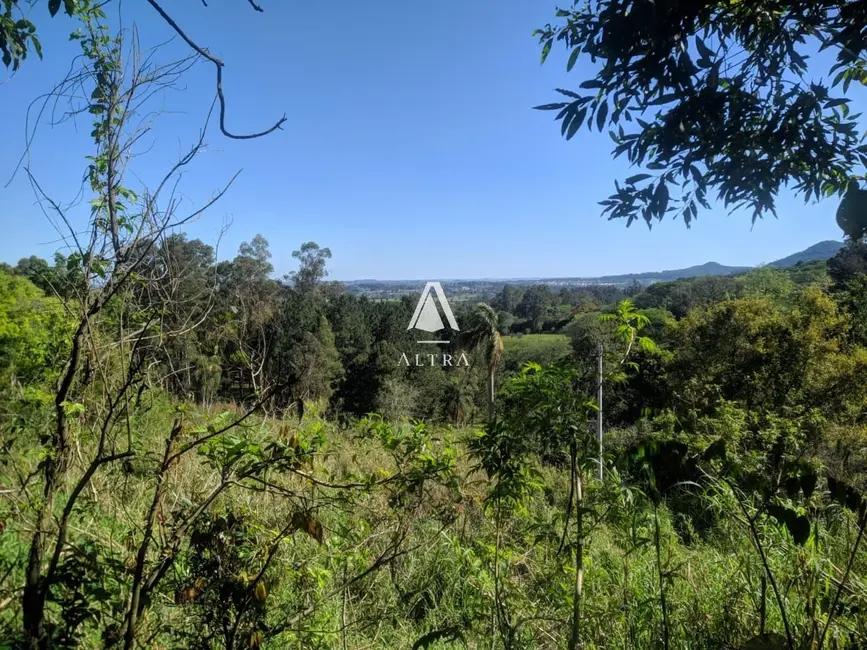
535, 0, 867, 227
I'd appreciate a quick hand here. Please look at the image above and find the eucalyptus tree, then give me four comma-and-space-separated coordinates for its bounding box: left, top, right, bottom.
535, 0, 867, 229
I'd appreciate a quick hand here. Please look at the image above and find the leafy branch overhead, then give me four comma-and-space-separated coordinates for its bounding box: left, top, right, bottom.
535, 0, 867, 227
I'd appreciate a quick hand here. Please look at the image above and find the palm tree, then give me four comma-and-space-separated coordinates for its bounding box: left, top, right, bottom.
462, 303, 504, 420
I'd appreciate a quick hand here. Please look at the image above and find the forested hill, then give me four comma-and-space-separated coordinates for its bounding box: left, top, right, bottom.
768, 240, 845, 268
579, 240, 844, 284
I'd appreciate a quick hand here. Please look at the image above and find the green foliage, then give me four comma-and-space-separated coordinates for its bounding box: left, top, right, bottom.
0, 0, 79, 70
288, 241, 332, 292
6, 214, 867, 649
501, 333, 571, 372
5, 44, 867, 642
668, 289, 867, 424
829, 241, 867, 345
535, 0, 867, 227
634, 275, 742, 319
836, 183, 867, 240
0, 269, 71, 386
740, 267, 799, 306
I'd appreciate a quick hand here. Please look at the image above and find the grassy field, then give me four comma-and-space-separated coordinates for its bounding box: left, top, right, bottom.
502, 333, 572, 372
3, 396, 861, 649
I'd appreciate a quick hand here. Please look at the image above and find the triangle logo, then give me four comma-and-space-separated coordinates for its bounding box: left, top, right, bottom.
407, 282, 459, 333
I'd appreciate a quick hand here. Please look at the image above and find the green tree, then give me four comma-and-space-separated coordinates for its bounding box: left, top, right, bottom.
14, 253, 81, 299
288, 241, 332, 293
138, 234, 219, 399
634, 275, 741, 319
267, 242, 344, 409
534, 0, 867, 227
297, 315, 343, 403
216, 236, 279, 400
463, 303, 504, 420
741, 266, 799, 306
491, 284, 523, 314
829, 241, 867, 345
669, 289, 867, 427
515, 285, 552, 330
0, 270, 70, 387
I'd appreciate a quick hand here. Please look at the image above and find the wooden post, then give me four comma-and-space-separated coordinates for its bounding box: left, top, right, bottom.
597, 343, 603, 481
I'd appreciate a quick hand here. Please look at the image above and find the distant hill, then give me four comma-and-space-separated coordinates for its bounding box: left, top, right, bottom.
586, 261, 751, 285
342, 240, 845, 296
768, 240, 844, 268
587, 241, 844, 284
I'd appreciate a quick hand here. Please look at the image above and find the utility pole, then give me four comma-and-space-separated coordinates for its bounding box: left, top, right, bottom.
597, 342, 603, 481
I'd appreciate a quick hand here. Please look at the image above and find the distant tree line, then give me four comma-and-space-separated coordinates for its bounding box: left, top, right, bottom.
4, 238, 862, 431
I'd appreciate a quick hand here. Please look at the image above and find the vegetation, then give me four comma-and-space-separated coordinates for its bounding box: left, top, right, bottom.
534, 0, 867, 227
3, 2, 867, 650
501, 334, 571, 374
5, 219, 867, 649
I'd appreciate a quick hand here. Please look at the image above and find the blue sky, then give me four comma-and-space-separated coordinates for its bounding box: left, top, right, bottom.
0, 1, 847, 281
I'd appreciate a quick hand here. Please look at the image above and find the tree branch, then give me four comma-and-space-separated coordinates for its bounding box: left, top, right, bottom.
145, 0, 286, 139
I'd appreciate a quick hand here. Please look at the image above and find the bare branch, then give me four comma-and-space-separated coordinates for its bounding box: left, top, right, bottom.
145, 0, 286, 139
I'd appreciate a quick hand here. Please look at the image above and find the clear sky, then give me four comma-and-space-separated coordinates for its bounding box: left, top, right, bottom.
0, 1, 848, 281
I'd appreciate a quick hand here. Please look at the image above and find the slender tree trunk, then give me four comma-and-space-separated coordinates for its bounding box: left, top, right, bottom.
760, 574, 767, 635
491, 497, 501, 650
341, 560, 348, 650
654, 504, 670, 650
22, 479, 58, 650
487, 368, 495, 421
23, 319, 87, 649
558, 446, 577, 554
597, 343, 603, 481
569, 459, 584, 650
124, 420, 181, 649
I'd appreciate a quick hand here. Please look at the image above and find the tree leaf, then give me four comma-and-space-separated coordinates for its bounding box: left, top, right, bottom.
566, 113, 582, 140
541, 39, 552, 64
626, 173, 652, 185
800, 468, 817, 499
596, 101, 609, 131
49, 0, 61, 16
824, 98, 850, 110
654, 182, 669, 214
786, 513, 811, 545
291, 512, 324, 543
567, 107, 587, 139
555, 88, 582, 99
695, 36, 714, 61
567, 47, 580, 72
